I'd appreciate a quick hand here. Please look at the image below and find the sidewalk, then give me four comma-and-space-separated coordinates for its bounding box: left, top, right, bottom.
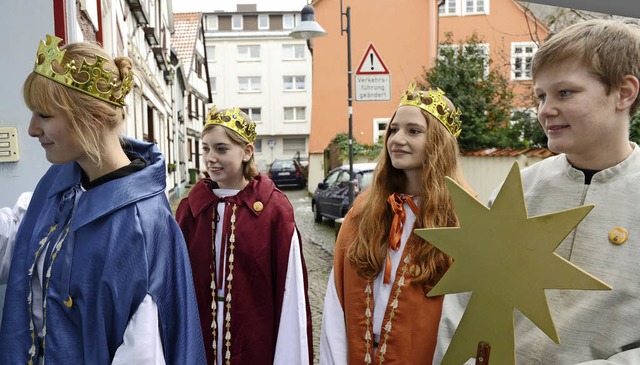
170, 184, 193, 214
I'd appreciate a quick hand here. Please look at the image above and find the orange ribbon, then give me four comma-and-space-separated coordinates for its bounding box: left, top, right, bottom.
384, 193, 419, 284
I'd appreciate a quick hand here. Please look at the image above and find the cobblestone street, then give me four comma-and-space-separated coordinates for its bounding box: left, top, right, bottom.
283, 188, 337, 364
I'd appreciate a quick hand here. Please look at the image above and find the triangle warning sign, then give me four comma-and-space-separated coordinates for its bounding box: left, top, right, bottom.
356, 43, 389, 75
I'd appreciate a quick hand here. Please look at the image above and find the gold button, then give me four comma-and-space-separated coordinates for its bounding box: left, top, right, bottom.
609, 227, 628, 245
409, 264, 421, 277
253, 201, 264, 212
63, 295, 73, 308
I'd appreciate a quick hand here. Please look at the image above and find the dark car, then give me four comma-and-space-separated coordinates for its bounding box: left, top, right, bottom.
268, 159, 307, 189
312, 163, 376, 222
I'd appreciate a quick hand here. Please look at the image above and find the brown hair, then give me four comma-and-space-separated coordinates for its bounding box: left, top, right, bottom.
347, 93, 468, 290
202, 109, 259, 181
532, 19, 640, 115
23, 41, 133, 167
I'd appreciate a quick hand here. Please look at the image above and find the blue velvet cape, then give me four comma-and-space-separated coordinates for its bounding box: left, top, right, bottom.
0, 138, 205, 364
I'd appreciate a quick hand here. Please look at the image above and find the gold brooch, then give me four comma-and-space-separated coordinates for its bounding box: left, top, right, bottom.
253, 201, 264, 212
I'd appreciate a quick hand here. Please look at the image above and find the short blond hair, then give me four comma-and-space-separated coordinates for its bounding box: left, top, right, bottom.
532, 19, 640, 115
23, 41, 134, 167
202, 109, 259, 181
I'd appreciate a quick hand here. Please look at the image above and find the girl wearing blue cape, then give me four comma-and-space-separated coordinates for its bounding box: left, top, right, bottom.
0, 35, 205, 364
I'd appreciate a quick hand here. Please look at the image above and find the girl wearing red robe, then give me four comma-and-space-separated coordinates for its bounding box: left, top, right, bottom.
176, 107, 313, 365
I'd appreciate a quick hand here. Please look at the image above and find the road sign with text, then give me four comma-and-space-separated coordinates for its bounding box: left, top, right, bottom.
355, 43, 391, 101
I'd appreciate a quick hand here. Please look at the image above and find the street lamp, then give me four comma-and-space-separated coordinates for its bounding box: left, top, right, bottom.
290, 2, 355, 207
340, 0, 355, 207
289, 4, 327, 40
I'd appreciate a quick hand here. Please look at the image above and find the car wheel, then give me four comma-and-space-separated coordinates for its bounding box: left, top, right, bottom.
314, 203, 322, 223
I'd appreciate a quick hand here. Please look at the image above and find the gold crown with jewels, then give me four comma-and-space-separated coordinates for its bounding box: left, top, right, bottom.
205, 106, 257, 143
33, 34, 133, 107
399, 82, 462, 138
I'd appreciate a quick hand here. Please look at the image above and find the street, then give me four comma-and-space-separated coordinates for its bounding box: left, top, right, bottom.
283, 187, 337, 364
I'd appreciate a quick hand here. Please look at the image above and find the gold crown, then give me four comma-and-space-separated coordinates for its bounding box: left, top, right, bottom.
205, 106, 257, 143
33, 35, 133, 107
399, 82, 462, 138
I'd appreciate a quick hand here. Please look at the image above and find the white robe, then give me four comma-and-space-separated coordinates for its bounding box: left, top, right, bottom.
320, 201, 417, 365
212, 188, 310, 365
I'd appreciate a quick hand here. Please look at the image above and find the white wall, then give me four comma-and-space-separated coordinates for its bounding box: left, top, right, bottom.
459, 155, 544, 205
0, 0, 57, 328
0, 1, 55, 208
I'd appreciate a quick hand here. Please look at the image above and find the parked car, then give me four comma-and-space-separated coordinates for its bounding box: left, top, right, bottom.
312, 162, 377, 222
268, 159, 307, 189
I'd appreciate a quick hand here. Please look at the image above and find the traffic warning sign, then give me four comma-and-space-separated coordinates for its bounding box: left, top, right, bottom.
355, 43, 391, 101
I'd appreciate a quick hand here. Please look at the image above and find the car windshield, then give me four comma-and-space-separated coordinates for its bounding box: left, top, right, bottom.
359, 171, 374, 190
271, 160, 295, 170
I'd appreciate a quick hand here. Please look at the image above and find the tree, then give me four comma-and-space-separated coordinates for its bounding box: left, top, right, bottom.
419, 32, 546, 151
630, 112, 640, 145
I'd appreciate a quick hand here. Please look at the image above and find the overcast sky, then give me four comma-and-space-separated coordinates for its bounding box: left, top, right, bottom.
172, 0, 309, 13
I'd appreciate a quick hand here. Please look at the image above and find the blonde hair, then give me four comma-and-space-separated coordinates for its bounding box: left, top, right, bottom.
202, 109, 259, 181
23, 41, 133, 167
532, 19, 640, 115
347, 93, 467, 290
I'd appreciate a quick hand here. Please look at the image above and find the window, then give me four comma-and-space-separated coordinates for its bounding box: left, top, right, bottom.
258, 14, 269, 29
284, 107, 306, 121
283, 138, 306, 155
206, 45, 215, 62
232, 15, 243, 30
323, 169, 341, 186
464, 43, 489, 76
511, 42, 537, 80
440, 44, 488, 76
373, 118, 390, 144
438, 44, 489, 76
439, 0, 459, 15
195, 57, 203, 78
238, 76, 261, 92
254, 138, 263, 153
206, 15, 218, 30
437, 44, 461, 66
240, 107, 262, 122
283, 76, 306, 91
282, 44, 305, 59
209, 77, 217, 93
237, 45, 260, 60
282, 14, 294, 29
463, 0, 488, 15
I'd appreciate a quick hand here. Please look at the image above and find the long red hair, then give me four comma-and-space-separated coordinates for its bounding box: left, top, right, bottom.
347, 99, 469, 290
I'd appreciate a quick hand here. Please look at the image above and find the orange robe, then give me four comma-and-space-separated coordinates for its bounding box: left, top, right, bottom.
333, 192, 444, 364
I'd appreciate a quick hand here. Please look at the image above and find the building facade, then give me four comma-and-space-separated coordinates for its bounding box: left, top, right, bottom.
172, 12, 212, 198
438, 0, 549, 108
202, 4, 313, 172
308, 0, 440, 192
0, 0, 199, 205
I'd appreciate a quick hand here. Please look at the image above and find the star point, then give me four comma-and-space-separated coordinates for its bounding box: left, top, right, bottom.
414, 161, 611, 364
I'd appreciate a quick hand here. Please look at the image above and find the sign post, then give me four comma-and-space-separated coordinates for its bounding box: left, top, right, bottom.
355, 43, 391, 101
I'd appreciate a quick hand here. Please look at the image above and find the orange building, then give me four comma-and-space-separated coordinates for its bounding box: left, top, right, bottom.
438, 0, 549, 106
308, 0, 549, 192
308, 0, 440, 191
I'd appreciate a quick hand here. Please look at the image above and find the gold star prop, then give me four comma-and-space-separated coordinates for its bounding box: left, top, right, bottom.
415, 162, 611, 365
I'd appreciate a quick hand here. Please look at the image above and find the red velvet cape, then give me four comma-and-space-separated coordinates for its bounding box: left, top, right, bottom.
176, 175, 313, 364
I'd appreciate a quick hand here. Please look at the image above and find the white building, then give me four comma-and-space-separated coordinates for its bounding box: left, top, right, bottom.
202, 4, 312, 172
172, 12, 211, 196
0, 0, 196, 204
